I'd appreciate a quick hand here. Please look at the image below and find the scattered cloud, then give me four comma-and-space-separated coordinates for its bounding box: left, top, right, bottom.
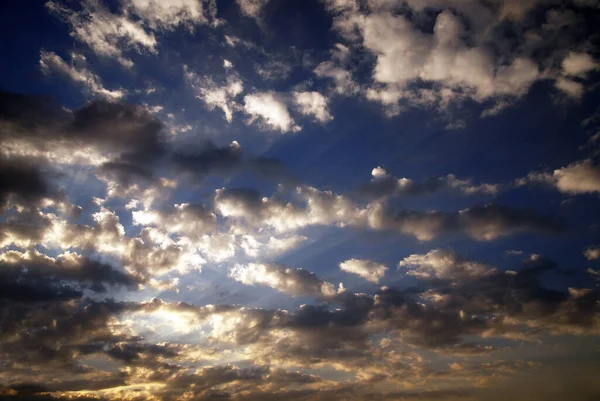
243, 92, 301, 132
40, 51, 125, 100
339, 258, 388, 283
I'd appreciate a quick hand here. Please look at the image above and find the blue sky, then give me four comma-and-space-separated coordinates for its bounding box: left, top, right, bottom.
1, 1, 600, 400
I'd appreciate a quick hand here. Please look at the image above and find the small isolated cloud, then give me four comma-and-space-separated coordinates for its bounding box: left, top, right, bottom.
40, 51, 125, 100
314, 61, 359, 95
356, 166, 500, 200
254, 60, 293, 81
293, 91, 333, 123
399, 249, 496, 281
243, 92, 300, 132
339, 258, 388, 283
585, 246, 600, 260
229, 262, 336, 297
186, 66, 244, 122
562, 52, 600, 78
523, 159, 600, 194
236, 0, 270, 22
555, 77, 584, 99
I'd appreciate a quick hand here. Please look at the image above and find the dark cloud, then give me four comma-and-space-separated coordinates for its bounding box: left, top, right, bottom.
0, 250, 140, 302
0, 156, 54, 211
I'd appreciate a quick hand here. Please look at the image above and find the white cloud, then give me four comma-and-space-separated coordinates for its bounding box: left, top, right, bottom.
320, 3, 549, 117
132, 203, 217, 237
562, 52, 599, 78
399, 249, 496, 281
185, 66, 243, 122
293, 91, 333, 123
525, 160, 600, 194
128, 0, 213, 29
236, 0, 270, 22
46, 0, 157, 68
339, 259, 388, 283
314, 61, 359, 95
229, 262, 336, 297
555, 77, 584, 99
584, 246, 600, 260
243, 92, 300, 132
40, 51, 125, 100
357, 166, 500, 200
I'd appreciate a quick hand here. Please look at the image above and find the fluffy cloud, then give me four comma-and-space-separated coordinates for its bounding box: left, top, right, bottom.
243, 92, 301, 132
522, 159, 600, 194
339, 259, 388, 283
229, 262, 337, 297
185, 66, 243, 122
215, 186, 563, 241
356, 166, 500, 200
46, 0, 157, 68
236, 0, 270, 21
562, 52, 600, 77
293, 91, 333, 123
399, 249, 496, 281
585, 246, 600, 260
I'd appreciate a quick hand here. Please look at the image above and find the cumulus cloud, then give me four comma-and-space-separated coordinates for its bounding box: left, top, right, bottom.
314, 61, 359, 95
585, 246, 600, 260
339, 258, 388, 283
243, 92, 300, 132
399, 249, 496, 281
229, 262, 337, 297
46, 0, 216, 67
522, 159, 600, 194
185, 66, 243, 122
356, 166, 500, 200
236, 0, 270, 21
562, 52, 600, 77
293, 91, 333, 123
214, 186, 563, 241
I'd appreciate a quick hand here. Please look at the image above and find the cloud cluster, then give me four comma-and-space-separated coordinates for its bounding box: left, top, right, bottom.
214, 186, 564, 241
46, 0, 217, 67
319, 0, 600, 117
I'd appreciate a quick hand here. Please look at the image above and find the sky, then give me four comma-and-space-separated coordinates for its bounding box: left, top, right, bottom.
1, 0, 600, 400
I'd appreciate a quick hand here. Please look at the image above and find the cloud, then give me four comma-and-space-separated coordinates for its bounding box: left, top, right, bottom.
314, 61, 359, 95
293, 91, 333, 123
127, 0, 215, 29
555, 77, 585, 99
398, 249, 496, 281
236, 0, 271, 22
40, 51, 125, 100
46, 0, 218, 68
254, 59, 294, 81
562, 52, 600, 77
585, 246, 600, 260
522, 159, 600, 194
215, 186, 563, 241
132, 203, 217, 237
46, 0, 157, 68
356, 167, 500, 200
229, 262, 337, 297
0, 249, 139, 300
185, 66, 243, 122
317, 0, 600, 118
339, 259, 388, 283
243, 92, 301, 132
